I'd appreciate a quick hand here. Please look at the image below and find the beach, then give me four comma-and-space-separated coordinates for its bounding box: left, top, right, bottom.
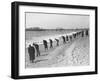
25, 34, 89, 68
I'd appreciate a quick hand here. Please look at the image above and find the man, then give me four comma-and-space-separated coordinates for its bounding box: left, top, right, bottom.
66, 35, 69, 41
62, 36, 66, 44
86, 30, 88, 36
70, 36, 72, 41
76, 32, 78, 37
43, 40, 48, 51
55, 38, 59, 46
28, 45, 35, 63
33, 43, 40, 57
82, 31, 84, 37
73, 34, 76, 38
49, 39, 53, 48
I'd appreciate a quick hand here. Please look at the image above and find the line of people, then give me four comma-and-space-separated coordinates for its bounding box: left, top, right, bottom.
28, 29, 89, 63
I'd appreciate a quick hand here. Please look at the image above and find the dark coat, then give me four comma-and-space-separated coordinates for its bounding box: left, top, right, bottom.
49, 39, 53, 48
43, 40, 48, 49
73, 34, 76, 38
66, 35, 68, 41
49, 39, 53, 44
34, 44, 39, 51
33, 43, 40, 56
82, 31, 84, 37
70, 36, 72, 40
86, 30, 88, 36
28, 46, 35, 60
55, 39, 59, 46
62, 36, 66, 43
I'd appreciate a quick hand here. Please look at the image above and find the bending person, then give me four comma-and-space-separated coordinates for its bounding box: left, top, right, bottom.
62, 36, 66, 44
33, 43, 40, 57
43, 40, 48, 51
49, 39, 53, 48
55, 38, 59, 46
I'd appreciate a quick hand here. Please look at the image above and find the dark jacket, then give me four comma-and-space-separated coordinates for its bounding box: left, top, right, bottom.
28, 46, 35, 60
43, 40, 48, 48
49, 39, 53, 44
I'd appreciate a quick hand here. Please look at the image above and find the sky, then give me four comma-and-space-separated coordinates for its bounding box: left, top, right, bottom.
25, 12, 89, 29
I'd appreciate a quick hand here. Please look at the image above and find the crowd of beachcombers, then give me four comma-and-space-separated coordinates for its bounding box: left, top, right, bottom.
28, 29, 89, 63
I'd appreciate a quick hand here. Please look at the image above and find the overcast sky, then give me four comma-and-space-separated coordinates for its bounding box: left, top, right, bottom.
25, 12, 89, 29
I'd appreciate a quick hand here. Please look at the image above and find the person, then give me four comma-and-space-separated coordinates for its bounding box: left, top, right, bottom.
81, 31, 84, 37
43, 40, 48, 51
28, 45, 35, 63
66, 35, 69, 41
75, 33, 77, 38
49, 39, 53, 48
86, 30, 88, 36
73, 34, 74, 38
62, 36, 66, 44
79, 31, 81, 36
73, 33, 76, 38
33, 43, 40, 57
55, 38, 59, 46
70, 36, 72, 41
76, 32, 78, 37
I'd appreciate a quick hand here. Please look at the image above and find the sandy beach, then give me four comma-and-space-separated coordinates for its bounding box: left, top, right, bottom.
25, 36, 89, 68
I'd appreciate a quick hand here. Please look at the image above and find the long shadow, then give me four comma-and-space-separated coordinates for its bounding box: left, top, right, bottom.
40, 54, 48, 56
35, 59, 48, 63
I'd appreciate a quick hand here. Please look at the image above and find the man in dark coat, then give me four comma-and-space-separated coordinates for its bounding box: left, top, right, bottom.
33, 43, 40, 57
62, 36, 66, 44
73, 34, 76, 38
81, 31, 84, 37
73, 34, 75, 38
76, 32, 78, 37
70, 36, 72, 41
28, 45, 35, 63
43, 40, 48, 51
55, 38, 59, 46
66, 35, 69, 41
49, 39, 53, 48
86, 30, 89, 36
